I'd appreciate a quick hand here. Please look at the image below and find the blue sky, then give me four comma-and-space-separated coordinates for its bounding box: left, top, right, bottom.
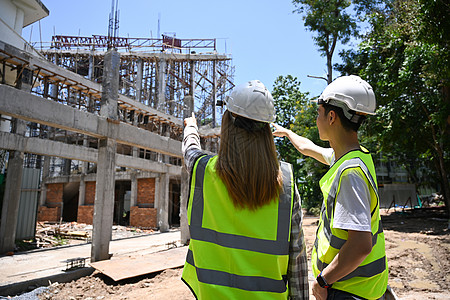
23, 0, 344, 98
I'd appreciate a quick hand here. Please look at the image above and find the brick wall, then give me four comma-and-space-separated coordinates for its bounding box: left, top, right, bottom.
37, 206, 61, 222
38, 183, 63, 222
137, 178, 155, 206
85, 181, 96, 205
77, 205, 94, 224
130, 206, 157, 228
46, 183, 63, 206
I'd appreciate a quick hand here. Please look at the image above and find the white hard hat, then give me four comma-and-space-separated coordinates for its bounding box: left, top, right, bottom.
314, 75, 376, 121
224, 80, 275, 123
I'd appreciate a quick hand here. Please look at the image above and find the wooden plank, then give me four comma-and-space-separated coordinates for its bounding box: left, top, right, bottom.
89, 246, 187, 281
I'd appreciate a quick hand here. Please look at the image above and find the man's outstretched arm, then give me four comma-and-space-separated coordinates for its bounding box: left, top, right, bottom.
272, 123, 330, 165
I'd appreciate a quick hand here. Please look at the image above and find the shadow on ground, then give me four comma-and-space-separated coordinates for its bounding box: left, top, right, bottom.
381, 206, 449, 236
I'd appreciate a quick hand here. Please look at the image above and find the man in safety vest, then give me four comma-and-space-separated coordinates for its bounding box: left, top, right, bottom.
182, 80, 309, 299
273, 75, 388, 300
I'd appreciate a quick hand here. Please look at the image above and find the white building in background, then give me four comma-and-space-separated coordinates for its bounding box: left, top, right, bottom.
0, 0, 49, 134
0, 0, 48, 51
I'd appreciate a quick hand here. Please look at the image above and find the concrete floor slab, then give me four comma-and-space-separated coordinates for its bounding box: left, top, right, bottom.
0, 229, 182, 296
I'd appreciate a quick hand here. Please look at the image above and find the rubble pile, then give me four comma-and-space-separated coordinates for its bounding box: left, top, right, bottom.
33, 222, 155, 249
34, 222, 90, 248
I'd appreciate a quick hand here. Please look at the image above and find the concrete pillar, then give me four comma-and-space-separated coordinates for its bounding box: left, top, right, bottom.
206, 139, 212, 152
168, 62, 175, 115
39, 156, 51, 206
78, 175, 86, 206
180, 92, 195, 244
63, 159, 71, 175
0, 119, 26, 253
130, 171, 137, 207
157, 173, 170, 232
82, 138, 90, 173
0, 66, 32, 253
136, 58, 143, 103
99, 50, 120, 119
180, 169, 190, 244
212, 60, 217, 127
183, 96, 194, 122
156, 58, 166, 111
88, 51, 94, 81
91, 49, 119, 262
91, 137, 117, 262
13, 7, 24, 34
189, 61, 196, 96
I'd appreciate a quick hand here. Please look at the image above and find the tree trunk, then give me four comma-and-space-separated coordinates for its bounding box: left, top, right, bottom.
436, 146, 450, 214
327, 54, 333, 84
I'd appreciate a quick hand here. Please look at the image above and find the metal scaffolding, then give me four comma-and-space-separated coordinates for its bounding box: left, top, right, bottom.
0, 34, 234, 176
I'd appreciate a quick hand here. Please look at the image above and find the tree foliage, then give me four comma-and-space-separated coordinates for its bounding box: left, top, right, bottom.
336, 0, 450, 209
272, 75, 328, 212
292, 0, 378, 83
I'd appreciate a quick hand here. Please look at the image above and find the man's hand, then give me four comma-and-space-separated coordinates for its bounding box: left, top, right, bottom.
184, 112, 197, 127
271, 123, 290, 137
311, 280, 327, 300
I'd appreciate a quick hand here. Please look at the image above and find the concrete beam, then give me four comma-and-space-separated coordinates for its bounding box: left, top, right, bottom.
115, 154, 181, 176
0, 84, 182, 157
0, 132, 98, 162
0, 41, 100, 93
41, 49, 232, 62
0, 132, 182, 175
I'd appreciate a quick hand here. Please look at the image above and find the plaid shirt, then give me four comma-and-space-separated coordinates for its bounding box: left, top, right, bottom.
183, 124, 309, 299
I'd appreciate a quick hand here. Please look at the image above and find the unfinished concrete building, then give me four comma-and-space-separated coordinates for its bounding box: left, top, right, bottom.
0, 0, 233, 260
31, 35, 232, 227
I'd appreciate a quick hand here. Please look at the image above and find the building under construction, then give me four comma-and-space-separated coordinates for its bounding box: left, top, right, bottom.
0, 0, 233, 260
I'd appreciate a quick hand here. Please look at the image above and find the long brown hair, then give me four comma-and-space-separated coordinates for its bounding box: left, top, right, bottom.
216, 111, 283, 210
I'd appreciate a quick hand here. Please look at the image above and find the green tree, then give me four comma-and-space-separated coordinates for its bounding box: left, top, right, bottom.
292, 0, 364, 83
272, 75, 328, 213
337, 0, 450, 210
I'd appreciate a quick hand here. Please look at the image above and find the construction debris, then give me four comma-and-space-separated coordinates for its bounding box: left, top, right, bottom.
33, 222, 155, 249
64, 257, 87, 271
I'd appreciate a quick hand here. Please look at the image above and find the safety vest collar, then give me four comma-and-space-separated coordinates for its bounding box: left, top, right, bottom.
189, 155, 293, 256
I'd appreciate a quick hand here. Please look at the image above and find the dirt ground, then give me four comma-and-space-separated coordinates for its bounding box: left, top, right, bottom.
35, 207, 449, 300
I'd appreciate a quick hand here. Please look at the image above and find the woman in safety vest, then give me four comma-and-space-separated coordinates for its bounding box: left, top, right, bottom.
273, 75, 388, 300
181, 80, 309, 299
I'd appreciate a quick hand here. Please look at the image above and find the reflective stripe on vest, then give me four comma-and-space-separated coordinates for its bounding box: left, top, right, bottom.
185, 249, 288, 293
185, 155, 294, 294
317, 255, 387, 282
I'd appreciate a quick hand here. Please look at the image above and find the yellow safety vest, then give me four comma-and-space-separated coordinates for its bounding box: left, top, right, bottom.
182, 155, 294, 299
311, 148, 388, 299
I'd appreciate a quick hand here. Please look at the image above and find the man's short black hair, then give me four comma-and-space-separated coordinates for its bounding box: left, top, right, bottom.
322, 103, 365, 132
